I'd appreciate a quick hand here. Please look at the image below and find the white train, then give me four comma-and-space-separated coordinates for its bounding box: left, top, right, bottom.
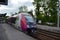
8, 12, 36, 33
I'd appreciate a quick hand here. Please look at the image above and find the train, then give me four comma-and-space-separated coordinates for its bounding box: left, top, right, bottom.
7, 12, 36, 33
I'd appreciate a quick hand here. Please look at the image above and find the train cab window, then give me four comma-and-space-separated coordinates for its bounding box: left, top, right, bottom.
25, 16, 35, 23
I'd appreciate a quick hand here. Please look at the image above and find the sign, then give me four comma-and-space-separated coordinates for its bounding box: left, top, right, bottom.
0, 0, 8, 5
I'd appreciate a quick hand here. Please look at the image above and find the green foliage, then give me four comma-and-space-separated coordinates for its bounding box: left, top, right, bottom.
19, 5, 28, 13
33, 0, 58, 26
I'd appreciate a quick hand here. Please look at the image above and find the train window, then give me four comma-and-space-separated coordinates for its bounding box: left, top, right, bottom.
15, 17, 19, 23
25, 16, 35, 23
11, 17, 16, 24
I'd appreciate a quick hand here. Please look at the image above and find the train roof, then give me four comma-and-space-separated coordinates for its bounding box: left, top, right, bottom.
19, 13, 31, 16
9, 12, 31, 18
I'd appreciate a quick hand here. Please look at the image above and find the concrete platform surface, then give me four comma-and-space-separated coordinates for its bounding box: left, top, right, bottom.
1, 23, 36, 40
37, 24, 60, 33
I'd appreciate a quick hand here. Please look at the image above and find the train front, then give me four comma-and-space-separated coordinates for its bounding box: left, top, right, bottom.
24, 15, 37, 33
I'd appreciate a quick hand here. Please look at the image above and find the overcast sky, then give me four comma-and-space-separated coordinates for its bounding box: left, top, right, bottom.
0, 0, 34, 16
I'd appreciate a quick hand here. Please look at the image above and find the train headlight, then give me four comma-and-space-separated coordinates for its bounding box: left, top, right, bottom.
27, 25, 30, 28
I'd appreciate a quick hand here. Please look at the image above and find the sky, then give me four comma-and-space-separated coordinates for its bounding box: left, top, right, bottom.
0, 0, 34, 16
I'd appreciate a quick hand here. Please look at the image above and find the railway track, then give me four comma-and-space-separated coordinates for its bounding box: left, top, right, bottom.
31, 29, 60, 40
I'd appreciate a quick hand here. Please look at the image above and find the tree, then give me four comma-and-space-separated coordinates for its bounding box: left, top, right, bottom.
33, 0, 41, 23
47, 0, 58, 25
33, 0, 58, 26
19, 5, 28, 13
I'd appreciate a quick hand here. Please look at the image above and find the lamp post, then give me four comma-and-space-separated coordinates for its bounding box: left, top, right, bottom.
58, 0, 60, 27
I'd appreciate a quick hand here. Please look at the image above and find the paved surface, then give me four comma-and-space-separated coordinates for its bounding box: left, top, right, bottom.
0, 23, 36, 40
0, 24, 8, 40
37, 24, 60, 33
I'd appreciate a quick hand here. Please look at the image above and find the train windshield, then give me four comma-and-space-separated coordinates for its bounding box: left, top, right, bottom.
25, 16, 35, 23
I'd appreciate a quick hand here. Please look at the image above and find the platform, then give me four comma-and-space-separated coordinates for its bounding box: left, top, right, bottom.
1, 23, 36, 40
